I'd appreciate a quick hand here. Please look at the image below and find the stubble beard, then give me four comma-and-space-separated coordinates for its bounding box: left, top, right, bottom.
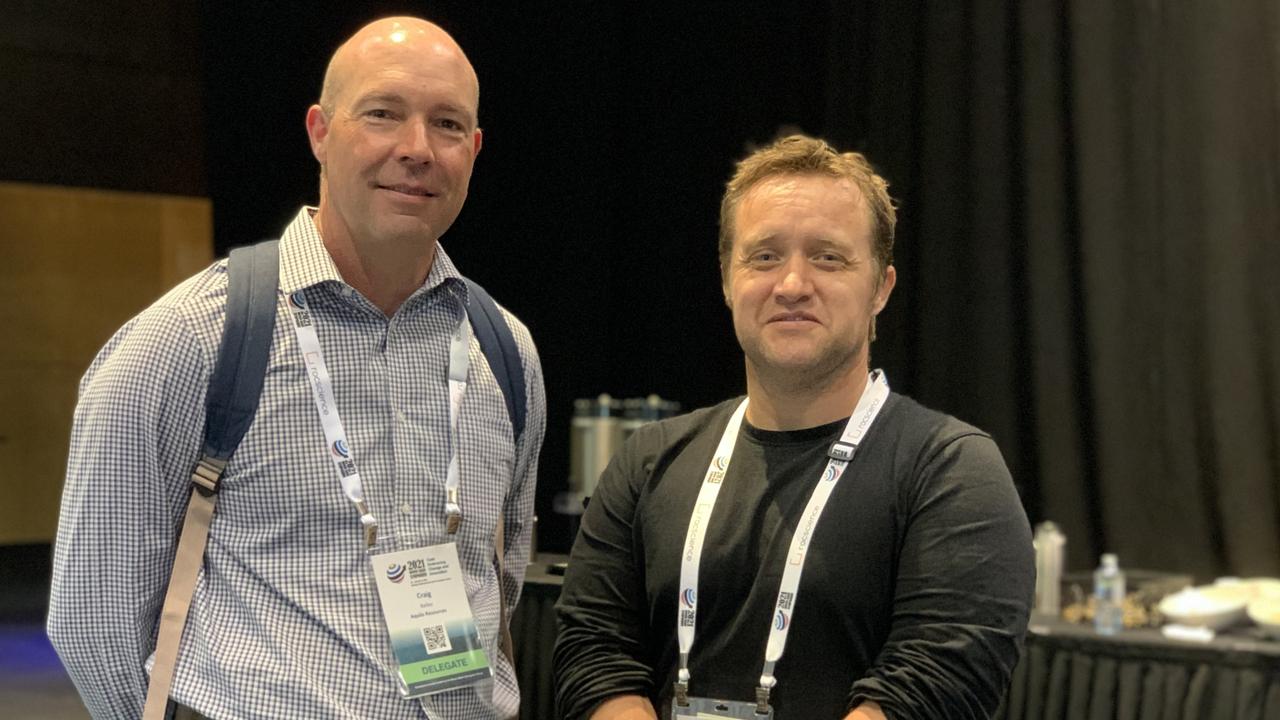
741, 332, 866, 397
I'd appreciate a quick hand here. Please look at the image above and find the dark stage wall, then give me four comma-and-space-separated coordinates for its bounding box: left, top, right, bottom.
200, 2, 1280, 574
200, 3, 847, 553
6, 1, 1276, 578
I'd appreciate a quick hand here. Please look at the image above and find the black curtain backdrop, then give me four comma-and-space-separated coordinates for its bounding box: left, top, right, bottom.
200, 1, 1279, 578
823, 0, 1280, 579
1033, 0, 1280, 579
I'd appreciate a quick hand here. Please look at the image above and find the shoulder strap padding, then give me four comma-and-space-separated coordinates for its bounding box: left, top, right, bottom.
461, 277, 527, 445
203, 239, 280, 460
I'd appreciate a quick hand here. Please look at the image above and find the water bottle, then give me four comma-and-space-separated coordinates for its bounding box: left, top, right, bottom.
1033, 522, 1065, 616
1093, 553, 1126, 635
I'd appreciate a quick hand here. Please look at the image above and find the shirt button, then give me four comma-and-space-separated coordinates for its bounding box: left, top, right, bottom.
394, 409, 406, 423
400, 502, 412, 514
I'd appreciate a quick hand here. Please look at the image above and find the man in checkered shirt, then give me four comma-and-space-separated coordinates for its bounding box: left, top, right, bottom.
47, 16, 546, 720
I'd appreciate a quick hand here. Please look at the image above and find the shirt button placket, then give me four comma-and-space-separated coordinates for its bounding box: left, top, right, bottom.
386, 317, 413, 540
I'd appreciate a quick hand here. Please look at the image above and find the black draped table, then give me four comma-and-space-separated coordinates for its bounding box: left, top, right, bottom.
999, 617, 1280, 720
511, 559, 1280, 719
510, 556, 567, 720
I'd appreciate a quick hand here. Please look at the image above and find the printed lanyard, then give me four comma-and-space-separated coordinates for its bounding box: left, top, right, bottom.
288, 288, 472, 547
674, 370, 890, 712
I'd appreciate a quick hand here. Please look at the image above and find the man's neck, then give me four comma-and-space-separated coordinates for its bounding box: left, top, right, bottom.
744, 362, 871, 431
314, 212, 436, 317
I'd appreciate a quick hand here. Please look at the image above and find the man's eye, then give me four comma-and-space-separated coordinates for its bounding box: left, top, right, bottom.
436, 118, 465, 132
366, 109, 394, 120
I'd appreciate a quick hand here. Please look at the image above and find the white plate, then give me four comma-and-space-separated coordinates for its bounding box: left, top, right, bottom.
1158, 586, 1248, 630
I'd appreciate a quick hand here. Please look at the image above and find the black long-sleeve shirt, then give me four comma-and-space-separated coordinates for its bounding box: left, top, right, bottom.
554, 393, 1034, 719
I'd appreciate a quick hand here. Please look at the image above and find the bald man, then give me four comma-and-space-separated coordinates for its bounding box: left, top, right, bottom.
48, 17, 546, 720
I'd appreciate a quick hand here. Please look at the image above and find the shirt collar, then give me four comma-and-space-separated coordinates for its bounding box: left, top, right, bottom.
276, 207, 468, 308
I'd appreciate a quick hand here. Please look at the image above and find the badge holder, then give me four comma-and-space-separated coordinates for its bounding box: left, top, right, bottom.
371, 543, 492, 697
672, 695, 774, 719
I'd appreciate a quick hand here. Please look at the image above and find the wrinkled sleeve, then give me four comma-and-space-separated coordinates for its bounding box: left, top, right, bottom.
47, 307, 208, 719
849, 433, 1034, 719
553, 434, 655, 720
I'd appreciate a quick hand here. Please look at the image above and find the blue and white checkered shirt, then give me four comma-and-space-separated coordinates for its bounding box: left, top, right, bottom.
48, 208, 546, 719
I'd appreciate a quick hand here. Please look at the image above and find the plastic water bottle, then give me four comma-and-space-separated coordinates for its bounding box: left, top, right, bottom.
1093, 553, 1126, 635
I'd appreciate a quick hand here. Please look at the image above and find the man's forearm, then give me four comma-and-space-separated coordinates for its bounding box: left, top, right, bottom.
590, 694, 659, 720
47, 568, 150, 717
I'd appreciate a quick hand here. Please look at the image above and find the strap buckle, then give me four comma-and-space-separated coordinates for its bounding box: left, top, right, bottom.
190, 456, 227, 496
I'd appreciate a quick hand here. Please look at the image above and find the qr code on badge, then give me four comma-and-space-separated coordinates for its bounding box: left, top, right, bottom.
421, 624, 452, 655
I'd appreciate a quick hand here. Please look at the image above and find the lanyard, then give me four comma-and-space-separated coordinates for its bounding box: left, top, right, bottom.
287, 288, 472, 547
674, 370, 890, 712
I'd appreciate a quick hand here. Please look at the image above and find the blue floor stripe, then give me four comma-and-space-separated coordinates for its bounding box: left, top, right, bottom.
0, 623, 64, 675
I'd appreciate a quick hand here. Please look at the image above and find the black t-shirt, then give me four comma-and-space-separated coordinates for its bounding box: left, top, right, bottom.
553, 393, 1034, 720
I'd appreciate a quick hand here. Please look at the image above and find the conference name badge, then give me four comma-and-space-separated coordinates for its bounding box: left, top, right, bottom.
371, 543, 492, 697
673, 697, 775, 719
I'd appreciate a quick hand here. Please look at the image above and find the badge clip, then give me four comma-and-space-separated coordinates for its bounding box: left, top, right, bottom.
445, 487, 462, 535
355, 500, 378, 548
674, 679, 690, 707
754, 686, 772, 716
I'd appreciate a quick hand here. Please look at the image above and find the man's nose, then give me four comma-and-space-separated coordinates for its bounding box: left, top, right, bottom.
774, 258, 813, 302
397, 120, 435, 164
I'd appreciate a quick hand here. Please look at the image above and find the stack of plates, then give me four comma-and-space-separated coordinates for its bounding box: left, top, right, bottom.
1158, 578, 1280, 633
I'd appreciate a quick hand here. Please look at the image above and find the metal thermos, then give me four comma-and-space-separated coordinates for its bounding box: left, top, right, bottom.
1033, 521, 1066, 616
557, 394, 682, 521
568, 394, 623, 501
620, 394, 682, 441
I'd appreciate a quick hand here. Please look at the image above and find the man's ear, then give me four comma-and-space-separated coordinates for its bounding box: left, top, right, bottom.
873, 265, 897, 315
473, 127, 483, 156
305, 105, 330, 164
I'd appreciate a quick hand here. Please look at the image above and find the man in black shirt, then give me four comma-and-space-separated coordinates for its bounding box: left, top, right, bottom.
554, 135, 1034, 719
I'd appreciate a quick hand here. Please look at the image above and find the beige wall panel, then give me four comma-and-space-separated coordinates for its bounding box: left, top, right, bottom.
0, 182, 212, 543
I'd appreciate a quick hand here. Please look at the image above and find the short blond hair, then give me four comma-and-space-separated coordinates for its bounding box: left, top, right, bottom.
719, 134, 896, 279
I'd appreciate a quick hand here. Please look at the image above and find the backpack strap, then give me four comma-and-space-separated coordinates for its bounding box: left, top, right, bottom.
144, 240, 279, 720
460, 278, 527, 669
203, 241, 282, 459
461, 277, 527, 445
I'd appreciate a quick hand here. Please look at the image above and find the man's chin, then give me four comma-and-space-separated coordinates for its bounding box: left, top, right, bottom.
757, 343, 829, 370
750, 352, 829, 379
367, 217, 439, 244
745, 343, 864, 388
